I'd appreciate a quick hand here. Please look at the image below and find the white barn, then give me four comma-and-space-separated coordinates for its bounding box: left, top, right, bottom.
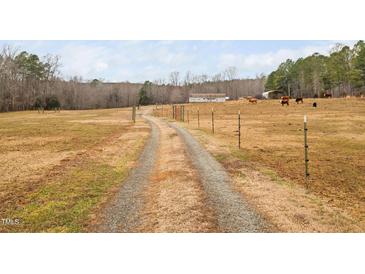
189, 93, 227, 103
262, 90, 285, 99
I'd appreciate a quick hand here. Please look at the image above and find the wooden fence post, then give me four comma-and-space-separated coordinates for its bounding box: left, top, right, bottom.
132, 105, 136, 123
304, 115, 309, 179
238, 110, 241, 149
197, 108, 200, 128
211, 108, 214, 134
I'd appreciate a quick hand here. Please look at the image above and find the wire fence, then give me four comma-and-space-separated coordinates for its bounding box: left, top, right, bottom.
152, 102, 310, 180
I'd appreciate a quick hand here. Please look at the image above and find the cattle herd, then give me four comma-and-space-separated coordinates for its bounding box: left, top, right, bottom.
280, 96, 304, 106
245, 95, 310, 106
242, 94, 345, 107
279, 96, 322, 108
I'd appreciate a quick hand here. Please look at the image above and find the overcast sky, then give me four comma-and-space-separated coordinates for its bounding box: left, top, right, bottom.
0, 40, 356, 83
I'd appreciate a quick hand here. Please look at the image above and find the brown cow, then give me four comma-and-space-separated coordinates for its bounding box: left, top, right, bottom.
281, 96, 289, 106
323, 93, 332, 98
248, 98, 257, 104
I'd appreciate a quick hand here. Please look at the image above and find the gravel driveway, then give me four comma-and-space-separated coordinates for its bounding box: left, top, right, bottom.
169, 122, 266, 232
95, 117, 160, 232
96, 113, 266, 232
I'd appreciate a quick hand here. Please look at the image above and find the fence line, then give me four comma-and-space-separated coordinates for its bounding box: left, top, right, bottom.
153, 103, 310, 180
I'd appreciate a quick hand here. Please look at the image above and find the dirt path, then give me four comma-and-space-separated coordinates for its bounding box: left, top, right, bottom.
95, 113, 267, 232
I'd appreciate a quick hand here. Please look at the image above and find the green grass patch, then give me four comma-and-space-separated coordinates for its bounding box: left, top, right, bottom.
6, 160, 130, 232
230, 149, 249, 161
260, 167, 293, 188
0, 109, 147, 232
214, 153, 229, 162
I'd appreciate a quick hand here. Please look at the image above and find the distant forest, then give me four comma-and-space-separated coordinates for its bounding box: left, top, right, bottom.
1, 41, 364, 112
265, 40, 365, 98
0, 46, 264, 112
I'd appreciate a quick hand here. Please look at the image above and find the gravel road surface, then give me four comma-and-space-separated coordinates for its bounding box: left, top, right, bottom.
169, 122, 266, 232
96, 113, 266, 232
95, 117, 159, 232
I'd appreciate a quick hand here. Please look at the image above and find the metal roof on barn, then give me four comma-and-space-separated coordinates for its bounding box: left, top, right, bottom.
190, 93, 226, 98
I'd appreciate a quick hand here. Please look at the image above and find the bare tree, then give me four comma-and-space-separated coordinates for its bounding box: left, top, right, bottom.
225, 66, 238, 80
0, 46, 265, 112
169, 71, 180, 86
183, 71, 192, 86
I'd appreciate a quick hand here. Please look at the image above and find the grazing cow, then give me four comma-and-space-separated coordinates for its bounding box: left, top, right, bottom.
323, 93, 332, 98
248, 98, 257, 104
281, 96, 289, 106
281, 98, 289, 106
295, 97, 304, 104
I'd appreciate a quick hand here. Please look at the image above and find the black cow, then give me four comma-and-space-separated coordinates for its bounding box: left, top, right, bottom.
295, 98, 303, 104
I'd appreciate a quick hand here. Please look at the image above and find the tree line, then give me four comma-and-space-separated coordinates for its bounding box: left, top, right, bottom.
137, 76, 265, 106
0, 46, 143, 112
0, 46, 60, 112
265, 41, 365, 98
0, 45, 264, 112
2, 41, 364, 112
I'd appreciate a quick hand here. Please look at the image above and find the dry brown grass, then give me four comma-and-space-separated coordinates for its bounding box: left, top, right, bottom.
155, 98, 365, 232
0, 108, 149, 232
136, 116, 217, 232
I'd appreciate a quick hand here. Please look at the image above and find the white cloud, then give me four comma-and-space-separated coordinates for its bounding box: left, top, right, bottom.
2, 40, 357, 82
218, 41, 356, 76
95, 61, 108, 71
55, 41, 198, 81
58, 44, 110, 78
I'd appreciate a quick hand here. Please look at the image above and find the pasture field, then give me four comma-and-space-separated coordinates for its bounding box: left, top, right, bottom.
155, 98, 365, 231
1, 98, 364, 232
0, 108, 149, 232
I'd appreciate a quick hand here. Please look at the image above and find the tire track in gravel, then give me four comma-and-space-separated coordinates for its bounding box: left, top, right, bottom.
135, 116, 218, 232
96, 113, 266, 232
94, 117, 160, 232
169, 122, 267, 232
